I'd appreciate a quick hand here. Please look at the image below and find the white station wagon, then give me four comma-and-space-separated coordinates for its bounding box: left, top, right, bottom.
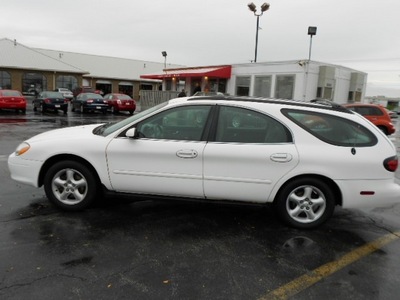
8, 96, 400, 228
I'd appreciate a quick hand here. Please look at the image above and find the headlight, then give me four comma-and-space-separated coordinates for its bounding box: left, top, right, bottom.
15, 142, 30, 156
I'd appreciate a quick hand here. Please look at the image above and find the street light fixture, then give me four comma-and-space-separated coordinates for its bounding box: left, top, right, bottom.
161, 51, 167, 69
247, 2, 270, 63
307, 26, 317, 61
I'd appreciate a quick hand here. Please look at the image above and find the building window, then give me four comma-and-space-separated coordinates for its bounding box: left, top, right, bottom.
235, 76, 251, 96
275, 75, 295, 99
22, 73, 47, 95
0, 71, 11, 89
56, 75, 78, 91
254, 76, 272, 97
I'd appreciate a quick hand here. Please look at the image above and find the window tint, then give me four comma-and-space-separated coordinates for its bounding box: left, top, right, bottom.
283, 109, 378, 147
136, 105, 211, 141
351, 106, 383, 116
215, 106, 292, 143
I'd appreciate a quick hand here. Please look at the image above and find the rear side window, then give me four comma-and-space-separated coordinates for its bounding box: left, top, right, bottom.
350, 106, 383, 116
283, 109, 377, 147
215, 106, 292, 143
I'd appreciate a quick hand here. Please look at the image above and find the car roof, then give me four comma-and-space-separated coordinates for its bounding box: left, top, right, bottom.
175, 96, 352, 114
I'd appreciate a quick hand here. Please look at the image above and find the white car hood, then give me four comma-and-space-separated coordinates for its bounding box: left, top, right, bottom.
26, 124, 101, 144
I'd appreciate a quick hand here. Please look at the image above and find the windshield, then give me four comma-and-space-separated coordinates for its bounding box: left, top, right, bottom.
94, 101, 169, 136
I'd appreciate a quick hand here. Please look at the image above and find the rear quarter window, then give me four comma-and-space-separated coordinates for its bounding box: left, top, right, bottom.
282, 109, 377, 147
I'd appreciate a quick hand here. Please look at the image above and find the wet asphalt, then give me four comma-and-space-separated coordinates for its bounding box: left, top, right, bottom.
1, 102, 400, 300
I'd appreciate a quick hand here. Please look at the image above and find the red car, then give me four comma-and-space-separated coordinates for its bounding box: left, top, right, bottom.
343, 103, 395, 135
103, 93, 136, 115
0, 89, 26, 113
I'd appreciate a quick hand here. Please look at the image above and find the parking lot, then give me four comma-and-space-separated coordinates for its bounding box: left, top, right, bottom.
1, 103, 400, 300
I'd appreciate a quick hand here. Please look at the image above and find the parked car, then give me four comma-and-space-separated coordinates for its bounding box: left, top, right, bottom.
8, 96, 400, 229
103, 93, 136, 115
33, 91, 68, 114
72, 86, 94, 98
0, 89, 26, 113
55, 88, 74, 100
343, 103, 395, 135
71, 92, 108, 114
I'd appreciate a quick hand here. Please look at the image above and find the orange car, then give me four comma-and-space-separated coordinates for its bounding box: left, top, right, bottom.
343, 103, 395, 135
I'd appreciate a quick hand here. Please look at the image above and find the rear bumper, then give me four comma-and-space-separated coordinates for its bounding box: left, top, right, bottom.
85, 104, 108, 111
337, 179, 400, 208
115, 104, 136, 111
44, 103, 68, 110
0, 103, 26, 109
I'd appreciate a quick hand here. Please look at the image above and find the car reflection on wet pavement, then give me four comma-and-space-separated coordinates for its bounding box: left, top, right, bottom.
1, 105, 400, 299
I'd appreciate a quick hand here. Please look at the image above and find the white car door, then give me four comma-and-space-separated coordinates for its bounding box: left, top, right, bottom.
106, 105, 212, 198
203, 105, 299, 203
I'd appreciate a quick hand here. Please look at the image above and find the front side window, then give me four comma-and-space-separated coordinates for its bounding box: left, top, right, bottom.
283, 109, 377, 147
215, 106, 292, 144
136, 105, 212, 141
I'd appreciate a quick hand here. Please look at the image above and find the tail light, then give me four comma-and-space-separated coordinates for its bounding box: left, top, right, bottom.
384, 156, 398, 172
103, 100, 108, 104
87, 99, 94, 103
44, 98, 51, 103
64, 98, 68, 103
117, 100, 122, 104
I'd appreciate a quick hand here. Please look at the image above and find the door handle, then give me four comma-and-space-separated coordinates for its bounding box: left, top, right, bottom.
176, 149, 198, 159
270, 153, 292, 162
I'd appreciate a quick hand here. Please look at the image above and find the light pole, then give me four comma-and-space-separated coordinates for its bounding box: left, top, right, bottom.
303, 26, 317, 100
247, 2, 270, 63
161, 51, 167, 70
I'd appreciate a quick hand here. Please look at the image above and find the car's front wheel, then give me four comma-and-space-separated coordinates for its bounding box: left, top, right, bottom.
274, 178, 335, 229
43, 160, 99, 211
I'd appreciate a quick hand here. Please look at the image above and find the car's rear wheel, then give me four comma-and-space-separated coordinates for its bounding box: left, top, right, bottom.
274, 178, 335, 229
43, 160, 99, 211
41, 104, 46, 112
129, 110, 134, 115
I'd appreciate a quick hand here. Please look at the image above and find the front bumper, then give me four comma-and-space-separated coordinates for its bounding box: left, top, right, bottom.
8, 153, 42, 188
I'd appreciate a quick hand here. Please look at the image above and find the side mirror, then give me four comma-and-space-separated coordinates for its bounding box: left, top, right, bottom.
125, 128, 137, 138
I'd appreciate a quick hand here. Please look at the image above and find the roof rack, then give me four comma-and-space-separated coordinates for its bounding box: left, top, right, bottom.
186, 96, 352, 113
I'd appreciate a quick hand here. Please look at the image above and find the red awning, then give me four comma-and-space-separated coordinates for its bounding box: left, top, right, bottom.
140, 65, 232, 80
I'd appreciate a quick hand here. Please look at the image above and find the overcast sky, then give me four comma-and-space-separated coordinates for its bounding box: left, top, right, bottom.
1, 0, 400, 97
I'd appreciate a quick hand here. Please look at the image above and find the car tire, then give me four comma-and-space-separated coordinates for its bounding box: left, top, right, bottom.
43, 160, 99, 211
274, 177, 335, 229
129, 110, 134, 115
33, 105, 37, 112
41, 104, 46, 112
63, 109, 68, 114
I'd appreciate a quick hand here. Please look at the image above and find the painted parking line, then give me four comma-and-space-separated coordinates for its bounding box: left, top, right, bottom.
258, 231, 400, 300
